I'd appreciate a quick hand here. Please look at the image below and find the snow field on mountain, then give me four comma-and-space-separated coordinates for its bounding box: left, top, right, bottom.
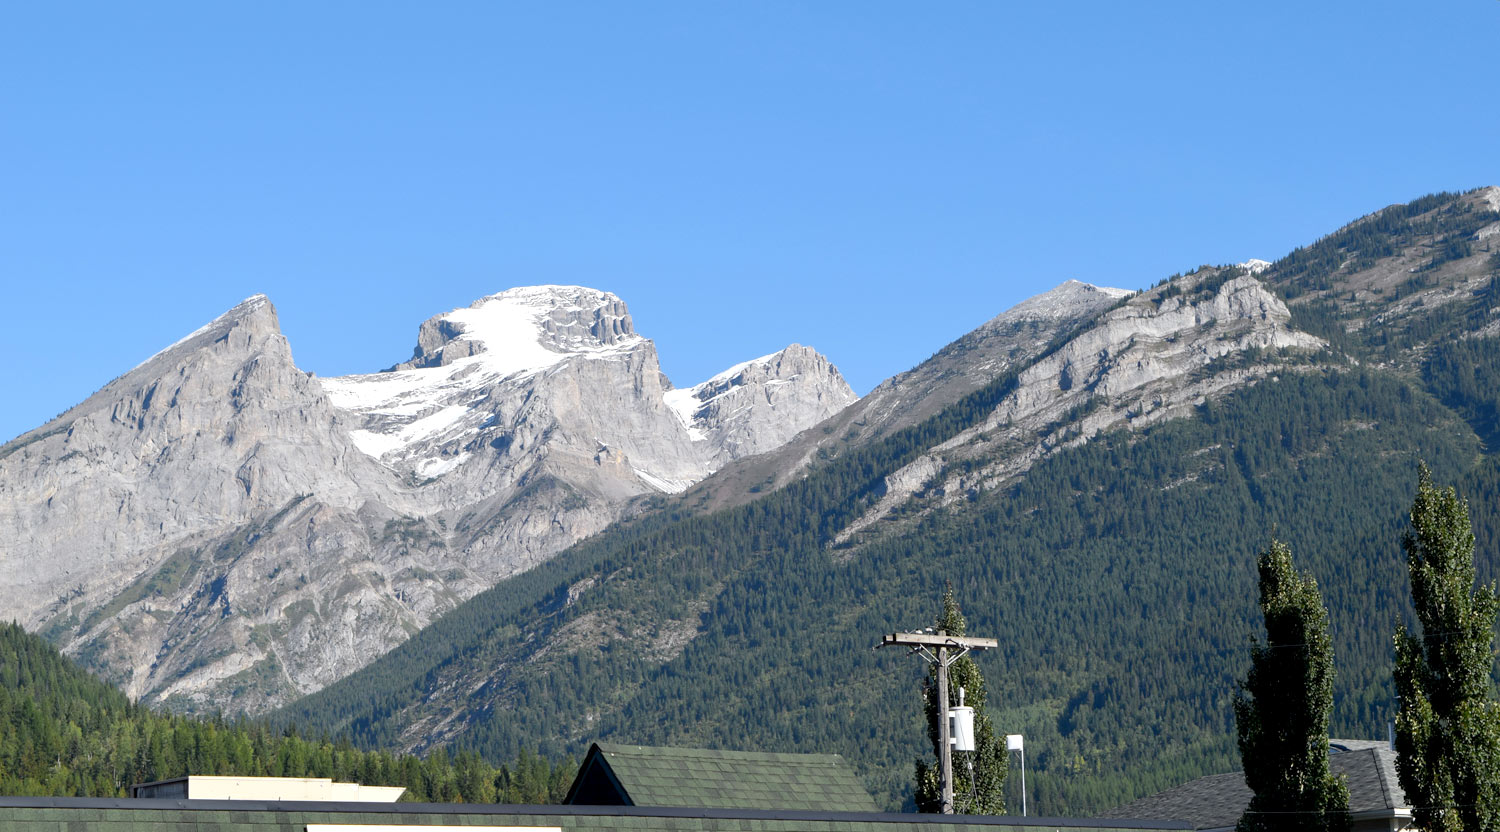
322, 287, 644, 467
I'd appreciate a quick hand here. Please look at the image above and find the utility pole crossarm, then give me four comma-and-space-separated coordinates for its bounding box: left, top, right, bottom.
880, 633, 998, 650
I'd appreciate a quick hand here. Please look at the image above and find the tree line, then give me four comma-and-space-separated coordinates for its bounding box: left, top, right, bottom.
0, 620, 576, 802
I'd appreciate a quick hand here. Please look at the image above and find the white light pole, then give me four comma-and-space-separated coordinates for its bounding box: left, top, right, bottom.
1005, 734, 1025, 817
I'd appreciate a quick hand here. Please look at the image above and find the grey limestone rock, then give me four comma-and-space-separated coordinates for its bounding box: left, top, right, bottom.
0, 286, 854, 713
833, 268, 1324, 541
663, 344, 857, 469
688, 279, 1131, 509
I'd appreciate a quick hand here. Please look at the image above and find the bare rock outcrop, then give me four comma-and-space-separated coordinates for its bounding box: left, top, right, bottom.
664, 345, 857, 469
832, 268, 1323, 542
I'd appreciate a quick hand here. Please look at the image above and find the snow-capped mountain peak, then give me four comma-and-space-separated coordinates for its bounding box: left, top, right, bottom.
322, 287, 854, 487
321, 286, 647, 468
402, 285, 641, 373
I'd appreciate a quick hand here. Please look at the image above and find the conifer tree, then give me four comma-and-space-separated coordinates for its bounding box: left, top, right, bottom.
913, 587, 1007, 814
1394, 464, 1500, 832
1234, 540, 1348, 832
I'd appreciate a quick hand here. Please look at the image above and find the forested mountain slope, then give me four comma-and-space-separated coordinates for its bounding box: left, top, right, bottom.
275, 188, 1500, 814
0, 622, 575, 801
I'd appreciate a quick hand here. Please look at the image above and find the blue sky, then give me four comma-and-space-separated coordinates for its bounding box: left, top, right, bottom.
2, 2, 1498, 442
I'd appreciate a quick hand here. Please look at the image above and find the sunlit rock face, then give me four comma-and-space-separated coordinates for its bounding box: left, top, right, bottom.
0, 286, 854, 713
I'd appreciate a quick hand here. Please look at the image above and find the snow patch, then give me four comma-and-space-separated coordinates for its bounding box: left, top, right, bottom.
416, 452, 472, 479
402, 405, 472, 443
343, 404, 473, 466
1239, 259, 1272, 274
662, 387, 709, 442
347, 429, 405, 459
633, 467, 692, 494
323, 367, 457, 412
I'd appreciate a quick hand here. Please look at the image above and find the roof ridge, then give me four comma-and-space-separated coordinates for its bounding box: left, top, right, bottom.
596, 743, 847, 762
1371, 747, 1400, 809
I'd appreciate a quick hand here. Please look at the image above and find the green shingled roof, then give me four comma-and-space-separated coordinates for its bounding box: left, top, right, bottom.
574, 743, 880, 812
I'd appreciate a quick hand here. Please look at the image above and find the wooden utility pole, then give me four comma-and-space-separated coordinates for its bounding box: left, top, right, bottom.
879, 630, 997, 814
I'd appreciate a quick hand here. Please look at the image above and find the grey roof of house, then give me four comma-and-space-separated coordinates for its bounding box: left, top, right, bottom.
1103, 771, 1251, 831
1102, 742, 1405, 831
1335, 747, 1404, 816
568, 742, 881, 812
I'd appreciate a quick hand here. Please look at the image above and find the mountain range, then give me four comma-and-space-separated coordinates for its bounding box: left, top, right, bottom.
4, 186, 1500, 814
273, 187, 1500, 812
0, 286, 853, 712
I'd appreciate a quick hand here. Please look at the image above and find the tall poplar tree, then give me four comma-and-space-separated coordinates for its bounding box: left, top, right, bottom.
913, 587, 1007, 814
1234, 540, 1349, 832
1394, 464, 1500, 832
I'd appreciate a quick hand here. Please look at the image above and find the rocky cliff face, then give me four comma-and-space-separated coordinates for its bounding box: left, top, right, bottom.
0, 296, 419, 708
664, 345, 854, 469
833, 266, 1324, 541
0, 286, 853, 713
0, 295, 396, 624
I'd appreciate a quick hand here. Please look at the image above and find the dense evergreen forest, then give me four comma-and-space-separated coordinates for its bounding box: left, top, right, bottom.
0, 622, 575, 802
273, 190, 1500, 814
